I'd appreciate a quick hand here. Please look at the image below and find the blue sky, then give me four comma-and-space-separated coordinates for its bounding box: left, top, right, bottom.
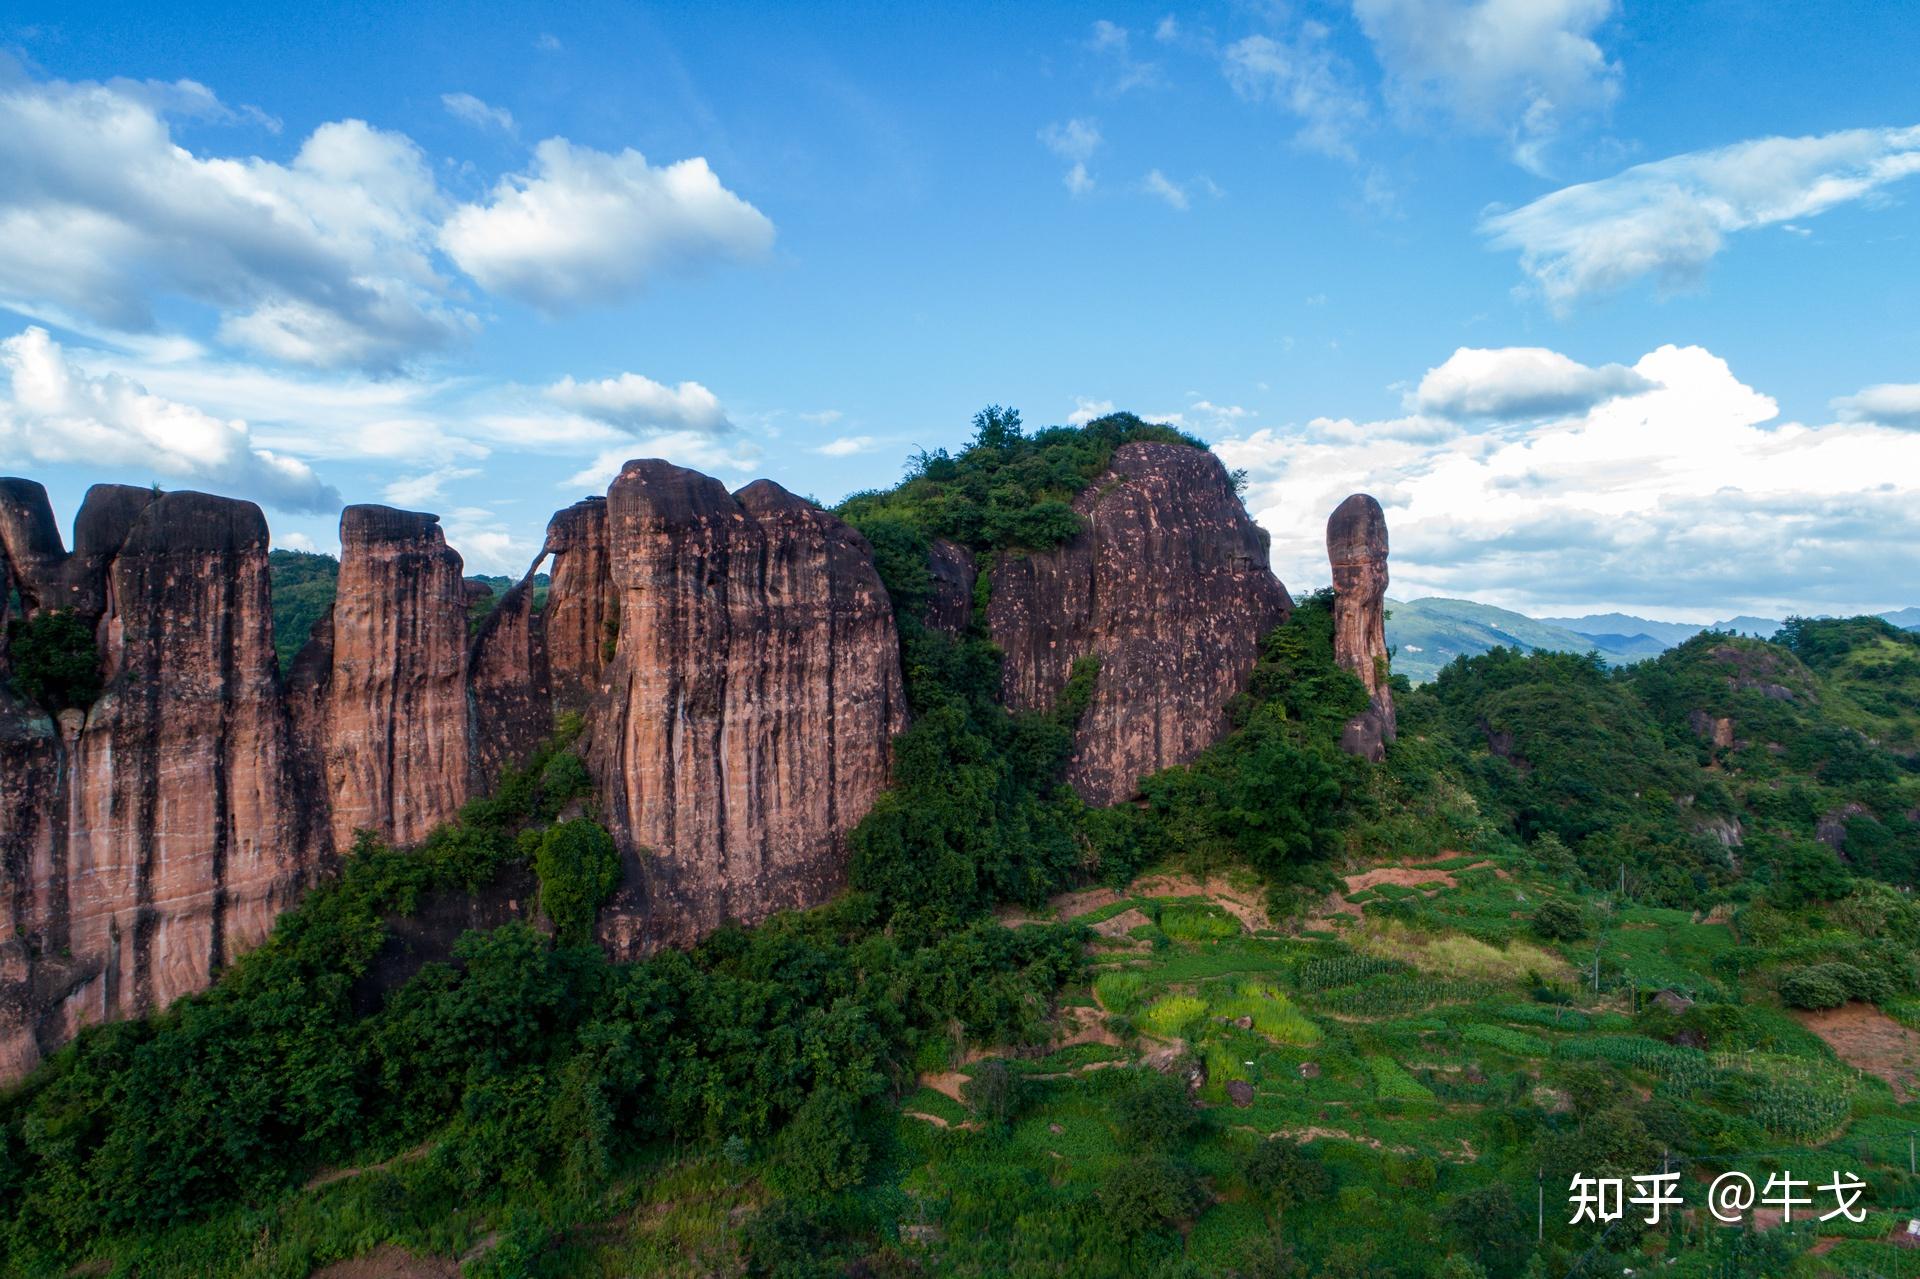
1, 1, 1916, 618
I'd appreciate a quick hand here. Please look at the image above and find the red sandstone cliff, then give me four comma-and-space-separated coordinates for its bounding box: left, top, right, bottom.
541, 496, 616, 712
1327, 493, 1396, 761
588, 462, 907, 954
988, 441, 1294, 806
0, 483, 320, 1078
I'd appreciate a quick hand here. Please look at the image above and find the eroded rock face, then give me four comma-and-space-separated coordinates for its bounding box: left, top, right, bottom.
590, 462, 907, 953
988, 442, 1293, 805
0, 486, 319, 1078
322, 506, 472, 850
1327, 494, 1396, 762
541, 497, 615, 711
468, 576, 551, 794
924, 537, 977, 635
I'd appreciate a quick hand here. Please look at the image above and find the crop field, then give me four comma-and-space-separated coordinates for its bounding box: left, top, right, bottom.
879, 854, 1920, 1277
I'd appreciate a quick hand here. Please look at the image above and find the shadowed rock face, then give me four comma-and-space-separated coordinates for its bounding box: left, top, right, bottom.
322, 506, 472, 850
541, 497, 615, 711
1327, 493, 1396, 762
590, 462, 907, 954
0, 486, 321, 1079
924, 537, 977, 635
988, 442, 1294, 805
468, 577, 551, 795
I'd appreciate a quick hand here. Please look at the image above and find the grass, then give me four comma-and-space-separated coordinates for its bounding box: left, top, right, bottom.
1158, 904, 1242, 942
1210, 980, 1323, 1046
1093, 969, 1147, 1014
1353, 918, 1570, 983
1140, 993, 1209, 1039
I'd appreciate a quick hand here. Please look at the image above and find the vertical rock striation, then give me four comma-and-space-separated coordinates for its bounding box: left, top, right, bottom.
540, 497, 616, 712
468, 573, 551, 793
0, 485, 319, 1078
988, 441, 1293, 806
590, 462, 907, 953
923, 537, 977, 635
1326, 493, 1396, 761
321, 506, 472, 850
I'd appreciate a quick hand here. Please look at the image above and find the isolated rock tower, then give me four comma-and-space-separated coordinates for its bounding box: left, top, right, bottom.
1327, 493, 1396, 761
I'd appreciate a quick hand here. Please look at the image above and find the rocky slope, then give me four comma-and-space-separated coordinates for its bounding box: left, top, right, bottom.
987, 441, 1294, 804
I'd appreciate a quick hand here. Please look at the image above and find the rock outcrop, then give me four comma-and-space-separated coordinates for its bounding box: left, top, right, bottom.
589, 462, 907, 953
0, 484, 321, 1079
320, 507, 472, 850
924, 537, 977, 635
988, 442, 1293, 805
1327, 494, 1396, 762
541, 497, 616, 711
468, 574, 552, 794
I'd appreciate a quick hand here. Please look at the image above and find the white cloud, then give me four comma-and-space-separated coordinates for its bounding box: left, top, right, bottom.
564, 431, 763, 489
1039, 118, 1102, 195
441, 505, 521, 572
543, 370, 732, 435
1833, 382, 1920, 430
441, 92, 514, 133
1414, 346, 1655, 420
1154, 15, 1179, 43
1088, 20, 1164, 93
1217, 343, 1920, 615
0, 327, 339, 512
441, 138, 774, 310
1222, 28, 1369, 160
1484, 125, 1920, 309
0, 72, 468, 370
276, 530, 318, 551
382, 465, 480, 507
1353, 0, 1620, 171
814, 435, 877, 457
1068, 397, 1116, 426
1142, 169, 1190, 210
798, 409, 844, 426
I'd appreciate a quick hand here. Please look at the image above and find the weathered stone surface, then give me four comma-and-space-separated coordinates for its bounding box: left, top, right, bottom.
590, 461, 907, 954
321, 506, 471, 850
0, 489, 318, 1078
468, 573, 551, 793
924, 537, 977, 635
1327, 494, 1396, 762
0, 478, 78, 613
988, 442, 1292, 805
541, 497, 616, 712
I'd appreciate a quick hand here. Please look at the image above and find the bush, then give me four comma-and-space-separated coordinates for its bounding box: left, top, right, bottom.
1777, 962, 1860, 1010
533, 818, 621, 944
1242, 1138, 1331, 1213
959, 1059, 1025, 1131
1530, 899, 1588, 941
5, 609, 100, 709
1097, 1154, 1205, 1237
1113, 1070, 1198, 1148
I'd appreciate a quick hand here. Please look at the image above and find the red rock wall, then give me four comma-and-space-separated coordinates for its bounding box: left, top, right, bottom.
1326, 493, 1396, 761
590, 462, 906, 954
989, 442, 1294, 805
321, 506, 472, 849
542, 496, 617, 713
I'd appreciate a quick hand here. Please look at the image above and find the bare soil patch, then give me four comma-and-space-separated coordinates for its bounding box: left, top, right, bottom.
1131, 873, 1271, 931
1792, 1003, 1920, 1100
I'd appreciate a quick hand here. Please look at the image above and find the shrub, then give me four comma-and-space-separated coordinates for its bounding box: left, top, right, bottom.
1530, 899, 1588, 941
1097, 1154, 1205, 1237
1776, 963, 1854, 1010
1113, 1071, 1198, 1148
771, 1090, 868, 1199
959, 1059, 1025, 1131
1243, 1138, 1332, 1213
5, 609, 100, 710
533, 818, 621, 944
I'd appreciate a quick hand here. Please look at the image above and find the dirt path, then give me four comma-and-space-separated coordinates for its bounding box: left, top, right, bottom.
1792, 1003, 1920, 1101
1131, 873, 1271, 931
305, 1142, 431, 1190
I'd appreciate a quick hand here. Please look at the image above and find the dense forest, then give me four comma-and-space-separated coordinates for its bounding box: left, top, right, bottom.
2, 412, 1917, 1278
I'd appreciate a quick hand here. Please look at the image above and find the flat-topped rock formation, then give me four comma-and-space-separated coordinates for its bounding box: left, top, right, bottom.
988, 441, 1294, 805
587, 462, 907, 954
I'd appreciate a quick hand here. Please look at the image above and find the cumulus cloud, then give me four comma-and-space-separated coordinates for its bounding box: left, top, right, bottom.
1484, 125, 1920, 309
1833, 382, 1920, 430
0, 327, 339, 512
564, 432, 763, 489
441, 138, 774, 310
1414, 346, 1655, 420
1039, 118, 1102, 195
0, 72, 468, 370
382, 465, 479, 507
1142, 169, 1190, 210
1222, 27, 1369, 160
441, 92, 514, 133
1216, 343, 1920, 615
441, 505, 520, 572
543, 370, 731, 435
1068, 397, 1117, 426
1353, 0, 1620, 170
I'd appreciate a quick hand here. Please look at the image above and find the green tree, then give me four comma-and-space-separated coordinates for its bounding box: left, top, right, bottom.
534, 819, 621, 944
6, 610, 101, 709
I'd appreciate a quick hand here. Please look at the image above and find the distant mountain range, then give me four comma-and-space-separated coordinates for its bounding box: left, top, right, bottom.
1387, 599, 1919, 684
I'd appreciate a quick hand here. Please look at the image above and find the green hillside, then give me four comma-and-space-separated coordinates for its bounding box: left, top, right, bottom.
4, 418, 1916, 1279
1386, 596, 1652, 682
